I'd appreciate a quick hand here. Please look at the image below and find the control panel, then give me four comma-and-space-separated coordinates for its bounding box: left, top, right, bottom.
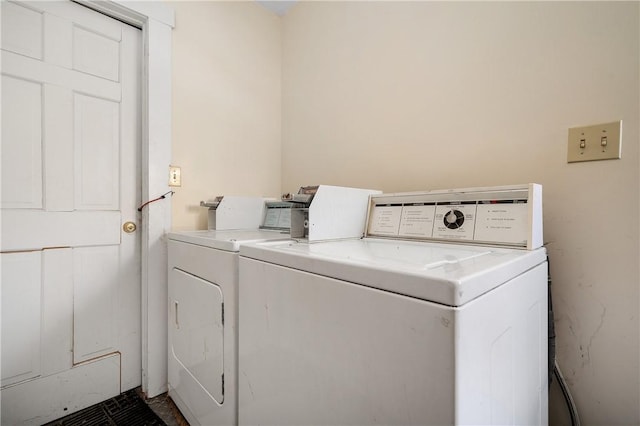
366, 184, 542, 249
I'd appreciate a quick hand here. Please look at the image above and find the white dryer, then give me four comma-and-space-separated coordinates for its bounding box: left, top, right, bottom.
238, 184, 548, 425
167, 185, 379, 426
168, 228, 291, 426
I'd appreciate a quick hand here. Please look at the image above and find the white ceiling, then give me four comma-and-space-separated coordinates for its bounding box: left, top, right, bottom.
256, 0, 297, 16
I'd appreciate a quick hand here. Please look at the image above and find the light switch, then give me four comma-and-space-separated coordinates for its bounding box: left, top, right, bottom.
169, 166, 182, 187
567, 120, 622, 163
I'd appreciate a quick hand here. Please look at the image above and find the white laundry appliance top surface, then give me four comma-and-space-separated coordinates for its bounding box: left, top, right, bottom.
168, 229, 292, 252
240, 238, 546, 306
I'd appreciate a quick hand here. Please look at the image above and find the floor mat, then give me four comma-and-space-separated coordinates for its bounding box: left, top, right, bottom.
43, 388, 167, 426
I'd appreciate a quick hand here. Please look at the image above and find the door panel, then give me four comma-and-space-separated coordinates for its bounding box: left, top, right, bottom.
1, 0, 141, 423
73, 246, 119, 363
72, 24, 121, 81
74, 93, 120, 210
1, 354, 121, 426
0, 74, 42, 209
0, 252, 42, 387
0, 1, 43, 59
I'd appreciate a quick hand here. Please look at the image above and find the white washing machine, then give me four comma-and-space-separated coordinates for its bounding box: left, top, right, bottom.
167, 186, 379, 426
238, 184, 548, 425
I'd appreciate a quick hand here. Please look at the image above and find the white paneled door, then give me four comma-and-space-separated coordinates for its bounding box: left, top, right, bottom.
0, 1, 141, 424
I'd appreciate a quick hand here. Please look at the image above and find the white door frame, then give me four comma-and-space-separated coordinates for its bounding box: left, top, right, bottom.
73, 0, 174, 398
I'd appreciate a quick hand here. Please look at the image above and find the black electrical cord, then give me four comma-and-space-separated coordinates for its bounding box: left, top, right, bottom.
548, 256, 581, 426
137, 190, 174, 212
548, 257, 556, 388
554, 360, 581, 426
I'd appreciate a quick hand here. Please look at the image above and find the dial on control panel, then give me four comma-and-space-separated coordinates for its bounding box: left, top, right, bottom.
444, 209, 464, 229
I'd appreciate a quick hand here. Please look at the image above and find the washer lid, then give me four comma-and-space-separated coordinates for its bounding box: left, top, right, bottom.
168, 229, 291, 251
240, 238, 546, 306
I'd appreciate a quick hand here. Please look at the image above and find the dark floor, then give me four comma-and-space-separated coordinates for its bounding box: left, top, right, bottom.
42, 388, 188, 426
142, 390, 188, 426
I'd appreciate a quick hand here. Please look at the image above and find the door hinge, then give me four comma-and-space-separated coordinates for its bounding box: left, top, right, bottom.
221, 302, 225, 326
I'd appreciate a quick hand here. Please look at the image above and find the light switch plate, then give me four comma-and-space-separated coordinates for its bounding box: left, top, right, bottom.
169, 166, 182, 186
567, 120, 622, 163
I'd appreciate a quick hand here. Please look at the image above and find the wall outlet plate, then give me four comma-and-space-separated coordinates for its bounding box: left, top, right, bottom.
169, 166, 181, 186
567, 120, 622, 163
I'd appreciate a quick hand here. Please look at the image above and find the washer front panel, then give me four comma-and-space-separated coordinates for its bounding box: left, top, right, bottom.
238, 257, 548, 425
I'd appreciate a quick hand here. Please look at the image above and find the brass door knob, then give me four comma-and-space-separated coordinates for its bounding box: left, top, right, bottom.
123, 221, 137, 233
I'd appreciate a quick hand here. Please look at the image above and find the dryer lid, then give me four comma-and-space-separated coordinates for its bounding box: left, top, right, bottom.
168, 229, 291, 252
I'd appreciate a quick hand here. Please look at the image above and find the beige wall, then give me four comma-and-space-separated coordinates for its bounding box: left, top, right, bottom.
171, 0, 282, 230
169, 0, 639, 423
281, 2, 639, 425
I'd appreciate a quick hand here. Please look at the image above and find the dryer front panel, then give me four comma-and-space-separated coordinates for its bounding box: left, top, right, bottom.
169, 268, 224, 404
